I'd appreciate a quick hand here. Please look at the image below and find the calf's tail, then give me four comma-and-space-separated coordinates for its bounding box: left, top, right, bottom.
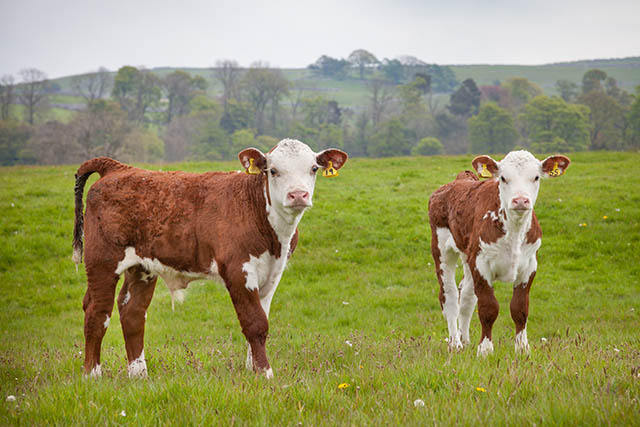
72, 157, 127, 266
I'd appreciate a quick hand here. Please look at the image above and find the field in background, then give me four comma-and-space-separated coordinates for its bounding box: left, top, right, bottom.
47, 57, 640, 111
0, 152, 639, 424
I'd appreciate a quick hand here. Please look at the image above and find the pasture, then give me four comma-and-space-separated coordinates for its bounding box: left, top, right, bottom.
1, 152, 639, 424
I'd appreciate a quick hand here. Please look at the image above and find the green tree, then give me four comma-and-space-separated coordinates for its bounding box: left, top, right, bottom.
242, 64, 290, 135
411, 137, 443, 156
423, 64, 458, 93
380, 59, 405, 84
555, 80, 578, 102
74, 99, 132, 159
502, 77, 543, 108
628, 86, 640, 149
0, 75, 16, 120
191, 117, 228, 160
0, 120, 32, 165
369, 118, 410, 157
582, 69, 607, 94
20, 120, 80, 165
308, 55, 350, 80
163, 70, 207, 123
347, 49, 379, 80
71, 67, 112, 105
122, 128, 164, 162
213, 59, 243, 113
220, 99, 252, 134
230, 129, 256, 155
112, 66, 162, 124
448, 78, 481, 117
468, 103, 519, 154
519, 96, 590, 152
578, 91, 627, 150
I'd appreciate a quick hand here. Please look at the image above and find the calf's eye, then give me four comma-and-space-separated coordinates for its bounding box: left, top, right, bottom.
311, 166, 319, 173
500, 176, 507, 184
270, 169, 278, 176
534, 175, 540, 181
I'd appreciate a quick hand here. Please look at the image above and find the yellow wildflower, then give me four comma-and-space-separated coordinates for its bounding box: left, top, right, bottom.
476, 387, 486, 393
603, 216, 608, 219
338, 383, 349, 389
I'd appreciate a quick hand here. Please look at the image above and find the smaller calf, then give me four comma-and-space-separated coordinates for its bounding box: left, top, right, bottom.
428, 151, 570, 356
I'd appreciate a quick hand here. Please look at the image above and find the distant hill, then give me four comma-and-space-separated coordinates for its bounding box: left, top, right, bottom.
48, 57, 640, 111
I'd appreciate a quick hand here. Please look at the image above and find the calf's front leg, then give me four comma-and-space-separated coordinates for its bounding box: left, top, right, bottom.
471, 265, 499, 357
224, 267, 272, 378
511, 271, 535, 354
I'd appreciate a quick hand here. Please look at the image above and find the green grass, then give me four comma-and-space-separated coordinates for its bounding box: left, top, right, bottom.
1, 152, 639, 424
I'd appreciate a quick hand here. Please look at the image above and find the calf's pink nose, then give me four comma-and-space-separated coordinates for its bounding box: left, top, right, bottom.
511, 197, 530, 210
287, 191, 309, 204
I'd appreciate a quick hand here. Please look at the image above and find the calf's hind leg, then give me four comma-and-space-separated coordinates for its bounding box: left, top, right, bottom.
432, 228, 462, 350
118, 266, 157, 378
83, 264, 119, 377
458, 262, 477, 346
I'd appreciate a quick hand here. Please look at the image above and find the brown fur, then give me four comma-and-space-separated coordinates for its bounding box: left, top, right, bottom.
428, 174, 542, 347
74, 158, 299, 375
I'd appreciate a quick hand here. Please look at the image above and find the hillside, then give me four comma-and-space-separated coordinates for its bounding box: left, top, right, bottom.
48, 57, 640, 110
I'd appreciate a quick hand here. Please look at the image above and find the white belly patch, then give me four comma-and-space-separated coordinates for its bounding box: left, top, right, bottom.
115, 247, 221, 305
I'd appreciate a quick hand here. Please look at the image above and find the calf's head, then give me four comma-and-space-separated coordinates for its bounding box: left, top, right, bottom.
239, 139, 347, 214
472, 150, 570, 214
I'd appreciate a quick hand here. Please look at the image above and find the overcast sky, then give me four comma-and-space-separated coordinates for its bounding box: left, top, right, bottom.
2, 0, 639, 79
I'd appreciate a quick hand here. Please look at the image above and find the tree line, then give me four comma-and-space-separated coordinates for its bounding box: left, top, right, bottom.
1, 49, 639, 166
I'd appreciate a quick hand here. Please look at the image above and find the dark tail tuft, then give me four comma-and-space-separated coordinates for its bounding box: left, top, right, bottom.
73, 157, 127, 265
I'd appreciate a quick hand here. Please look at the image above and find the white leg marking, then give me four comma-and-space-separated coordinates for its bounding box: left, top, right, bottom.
458, 263, 477, 346
477, 337, 494, 357
515, 328, 530, 354
264, 368, 274, 379
436, 228, 462, 351
245, 346, 253, 371
88, 364, 102, 378
128, 349, 147, 378
103, 315, 110, 329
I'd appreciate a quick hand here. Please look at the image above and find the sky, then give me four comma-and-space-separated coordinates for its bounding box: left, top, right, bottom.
1, 0, 639, 79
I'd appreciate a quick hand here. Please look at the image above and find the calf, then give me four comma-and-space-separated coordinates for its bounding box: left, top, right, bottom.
73, 139, 347, 378
428, 151, 570, 356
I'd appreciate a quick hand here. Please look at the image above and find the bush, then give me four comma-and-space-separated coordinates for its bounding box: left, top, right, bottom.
411, 137, 443, 156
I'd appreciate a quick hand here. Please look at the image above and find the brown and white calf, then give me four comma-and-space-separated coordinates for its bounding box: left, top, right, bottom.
72, 139, 347, 378
428, 151, 570, 356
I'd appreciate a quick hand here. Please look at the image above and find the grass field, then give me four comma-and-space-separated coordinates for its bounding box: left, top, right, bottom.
1, 151, 639, 424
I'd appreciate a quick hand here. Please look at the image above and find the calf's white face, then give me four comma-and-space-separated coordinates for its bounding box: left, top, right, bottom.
472, 150, 570, 215
239, 139, 348, 215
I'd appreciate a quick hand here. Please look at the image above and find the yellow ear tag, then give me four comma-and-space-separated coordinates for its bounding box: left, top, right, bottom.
247, 158, 261, 175
322, 161, 338, 178
479, 163, 493, 178
549, 161, 563, 177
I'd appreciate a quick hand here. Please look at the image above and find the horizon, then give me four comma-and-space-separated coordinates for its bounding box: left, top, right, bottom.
2, 0, 640, 80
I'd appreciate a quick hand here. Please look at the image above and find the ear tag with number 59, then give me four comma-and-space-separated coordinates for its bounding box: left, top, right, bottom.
549, 161, 564, 177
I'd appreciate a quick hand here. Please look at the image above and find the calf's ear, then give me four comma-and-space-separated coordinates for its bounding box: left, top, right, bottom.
541, 155, 571, 178
317, 149, 348, 178
471, 155, 499, 179
238, 148, 267, 175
